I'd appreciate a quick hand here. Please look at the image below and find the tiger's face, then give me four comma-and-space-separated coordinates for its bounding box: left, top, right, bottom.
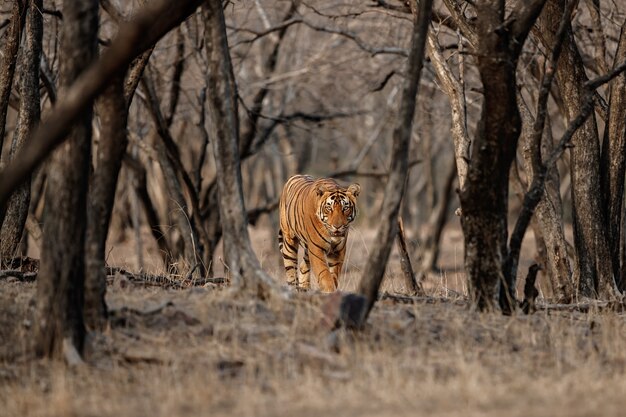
316, 183, 360, 237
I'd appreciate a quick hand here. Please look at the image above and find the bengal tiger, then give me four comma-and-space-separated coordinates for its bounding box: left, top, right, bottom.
278, 175, 360, 292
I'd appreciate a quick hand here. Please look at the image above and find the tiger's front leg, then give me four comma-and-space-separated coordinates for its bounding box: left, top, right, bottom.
298, 248, 311, 290
327, 247, 346, 289
278, 229, 299, 286
309, 247, 337, 292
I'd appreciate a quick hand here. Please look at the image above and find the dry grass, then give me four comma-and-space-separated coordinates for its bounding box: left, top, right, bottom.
2, 226, 626, 417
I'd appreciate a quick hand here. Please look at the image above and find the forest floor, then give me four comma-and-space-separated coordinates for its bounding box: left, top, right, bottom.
2, 224, 626, 417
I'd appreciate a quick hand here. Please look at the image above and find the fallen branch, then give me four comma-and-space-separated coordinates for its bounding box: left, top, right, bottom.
380, 292, 467, 306
106, 266, 228, 288
108, 300, 174, 317
0, 270, 37, 282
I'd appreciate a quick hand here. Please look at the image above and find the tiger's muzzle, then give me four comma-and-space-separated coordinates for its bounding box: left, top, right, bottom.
328, 225, 348, 237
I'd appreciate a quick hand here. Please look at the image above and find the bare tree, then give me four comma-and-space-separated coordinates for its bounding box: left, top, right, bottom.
600, 22, 626, 290
0, 0, 42, 261
535, 0, 616, 299
84, 75, 127, 331
203, 0, 279, 296
444, 0, 548, 311
35, 0, 98, 359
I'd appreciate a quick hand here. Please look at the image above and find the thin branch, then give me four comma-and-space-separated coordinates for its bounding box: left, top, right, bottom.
228, 17, 302, 47
299, 19, 409, 57
440, 0, 477, 46
586, 60, 626, 90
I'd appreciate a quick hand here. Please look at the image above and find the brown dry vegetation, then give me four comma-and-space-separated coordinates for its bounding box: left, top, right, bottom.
2, 228, 626, 417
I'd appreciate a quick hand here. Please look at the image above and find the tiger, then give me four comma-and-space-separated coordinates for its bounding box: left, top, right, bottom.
278, 174, 360, 292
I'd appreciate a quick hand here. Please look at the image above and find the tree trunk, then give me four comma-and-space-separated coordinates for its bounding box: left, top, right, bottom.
35, 0, 98, 359
0, 0, 42, 261
535, 0, 615, 299
356, 0, 433, 319
84, 75, 127, 331
124, 154, 175, 268
460, 10, 518, 312
426, 30, 470, 192
141, 71, 204, 277
418, 159, 456, 273
518, 95, 573, 302
0, 1, 26, 154
456, 0, 547, 312
203, 0, 278, 296
600, 22, 626, 290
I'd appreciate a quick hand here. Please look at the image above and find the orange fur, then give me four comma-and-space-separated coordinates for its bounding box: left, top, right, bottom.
278, 175, 360, 292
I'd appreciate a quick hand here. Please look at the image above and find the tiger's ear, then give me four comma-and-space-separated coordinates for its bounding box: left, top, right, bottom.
348, 183, 361, 197
316, 184, 330, 196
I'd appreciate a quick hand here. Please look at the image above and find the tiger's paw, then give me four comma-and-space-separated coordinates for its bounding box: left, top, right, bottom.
318, 278, 338, 293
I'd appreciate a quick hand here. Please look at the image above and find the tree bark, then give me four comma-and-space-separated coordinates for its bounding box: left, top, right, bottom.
84, 76, 127, 331
35, 0, 98, 359
0, 0, 42, 261
203, 0, 279, 296
449, 0, 547, 312
600, 22, 626, 290
535, 0, 615, 299
356, 0, 433, 319
518, 95, 573, 302
83, 0, 161, 331
141, 72, 203, 277
0, 0, 26, 154
426, 30, 470, 192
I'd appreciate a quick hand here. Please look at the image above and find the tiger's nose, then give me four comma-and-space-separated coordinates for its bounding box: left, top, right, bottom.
330, 225, 346, 235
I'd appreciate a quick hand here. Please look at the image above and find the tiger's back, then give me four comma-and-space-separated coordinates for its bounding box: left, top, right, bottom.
278, 175, 360, 292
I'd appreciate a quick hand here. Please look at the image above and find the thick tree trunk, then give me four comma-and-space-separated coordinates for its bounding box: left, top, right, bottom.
460, 13, 520, 312
203, 0, 278, 296
0, 0, 42, 261
456, 0, 546, 312
600, 22, 626, 290
356, 0, 432, 318
518, 96, 573, 302
536, 0, 615, 299
35, 0, 98, 359
84, 76, 127, 331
